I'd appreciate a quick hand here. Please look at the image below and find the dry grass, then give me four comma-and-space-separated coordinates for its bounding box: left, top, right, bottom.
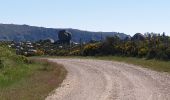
0, 59, 67, 100
95, 56, 170, 73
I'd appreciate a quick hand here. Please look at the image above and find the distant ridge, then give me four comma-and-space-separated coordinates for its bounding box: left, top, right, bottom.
0, 24, 129, 42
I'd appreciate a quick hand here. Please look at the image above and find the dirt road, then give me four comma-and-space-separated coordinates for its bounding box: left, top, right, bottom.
46, 59, 170, 100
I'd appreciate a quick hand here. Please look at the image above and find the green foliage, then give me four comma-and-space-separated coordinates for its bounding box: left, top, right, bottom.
0, 45, 31, 87
165, 47, 170, 59
98, 36, 120, 55
83, 44, 100, 56
0, 58, 67, 100
78, 34, 170, 60
69, 50, 81, 56
0, 59, 4, 69
138, 48, 148, 57
52, 50, 69, 56
156, 50, 168, 60
146, 49, 157, 59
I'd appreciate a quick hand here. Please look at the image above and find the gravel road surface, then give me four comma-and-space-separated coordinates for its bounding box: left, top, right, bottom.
46, 59, 170, 100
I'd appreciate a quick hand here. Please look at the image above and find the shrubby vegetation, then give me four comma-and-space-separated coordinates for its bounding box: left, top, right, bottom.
0, 44, 30, 87
50, 33, 169, 61
5, 32, 170, 61
81, 33, 170, 60
0, 44, 67, 100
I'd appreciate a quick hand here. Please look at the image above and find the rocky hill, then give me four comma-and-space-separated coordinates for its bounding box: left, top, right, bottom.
0, 24, 129, 42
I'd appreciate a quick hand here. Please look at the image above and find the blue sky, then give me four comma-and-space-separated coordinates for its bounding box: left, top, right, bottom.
0, 0, 170, 35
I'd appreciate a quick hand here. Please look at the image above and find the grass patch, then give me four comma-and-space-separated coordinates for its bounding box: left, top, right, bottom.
0, 58, 67, 100
92, 56, 170, 73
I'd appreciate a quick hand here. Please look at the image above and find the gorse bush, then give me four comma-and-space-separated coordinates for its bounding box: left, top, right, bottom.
146, 49, 157, 59
165, 47, 170, 59
0, 59, 4, 69
27, 32, 169, 61
138, 48, 148, 57
69, 50, 81, 56
83, 44, 100, 56
80, 34, 170, 60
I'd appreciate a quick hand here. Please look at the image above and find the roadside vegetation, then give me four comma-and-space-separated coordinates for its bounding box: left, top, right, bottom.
15, 32, 170, 61
80, 33, 170, 60
0, 45, 67, 100
20, 32, 170, 73
6, 31, 170, 61
85, 56, 170, 73
1, 32, 169, 89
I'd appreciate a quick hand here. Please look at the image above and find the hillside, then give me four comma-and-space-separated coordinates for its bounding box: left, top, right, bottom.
0, 24, 129, 42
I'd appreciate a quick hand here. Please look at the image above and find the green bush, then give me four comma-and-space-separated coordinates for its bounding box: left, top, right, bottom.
156, 50, 168, 60
147, 49, 157, 59
0, 59, 4, 69
69, 50, 81, 56
56, 50, 69, 56
83, 44, 100, 56
165, 47, 170, 59
138, 48, 148, 57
